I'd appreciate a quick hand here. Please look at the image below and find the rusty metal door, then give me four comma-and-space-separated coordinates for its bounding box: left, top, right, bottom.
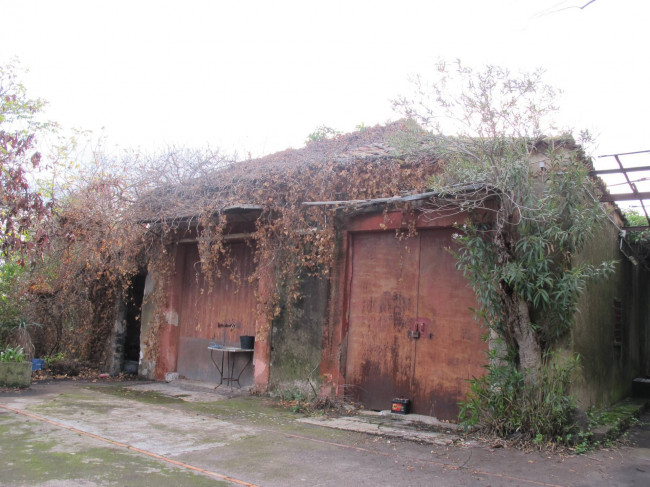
345, 229, 486, 419
411, 229, 486, 419
176, 242, 257, 382
346, 232, 419, 411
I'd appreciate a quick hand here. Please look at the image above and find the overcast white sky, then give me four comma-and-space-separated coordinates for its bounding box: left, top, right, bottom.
1, 0, 648, 179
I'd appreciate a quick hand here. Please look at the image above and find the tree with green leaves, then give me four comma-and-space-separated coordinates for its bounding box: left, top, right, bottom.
394, 61, 614, 440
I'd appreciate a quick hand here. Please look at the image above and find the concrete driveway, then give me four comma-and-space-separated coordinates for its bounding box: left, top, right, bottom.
1, 380, 648, 486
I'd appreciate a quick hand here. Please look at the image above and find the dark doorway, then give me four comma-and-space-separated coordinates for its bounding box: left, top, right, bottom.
124, 272, 146, 372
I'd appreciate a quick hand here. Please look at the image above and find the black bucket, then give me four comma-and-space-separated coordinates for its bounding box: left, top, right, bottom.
240, 335, 255, 350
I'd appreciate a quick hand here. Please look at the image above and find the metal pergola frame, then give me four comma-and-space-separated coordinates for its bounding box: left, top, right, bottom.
590, 149, 650, 229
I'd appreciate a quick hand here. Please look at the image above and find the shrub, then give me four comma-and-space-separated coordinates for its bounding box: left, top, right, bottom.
0, 346, 26, 363
48, 358, 81, 376
460, 356, 579, 444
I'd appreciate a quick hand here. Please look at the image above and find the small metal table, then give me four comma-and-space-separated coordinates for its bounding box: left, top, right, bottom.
208, 345, 254, 389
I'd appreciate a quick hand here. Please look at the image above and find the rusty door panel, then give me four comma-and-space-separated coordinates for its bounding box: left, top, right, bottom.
177, 242, 257, 382
346, 232, 419, 410
412, 229, 487, 419
345, 229, 486, 419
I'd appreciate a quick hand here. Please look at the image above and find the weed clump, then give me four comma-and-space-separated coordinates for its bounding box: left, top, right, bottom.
460, 357, 579, 446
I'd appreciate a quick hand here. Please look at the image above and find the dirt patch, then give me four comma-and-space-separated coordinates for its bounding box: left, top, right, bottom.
31, 366, 139, 383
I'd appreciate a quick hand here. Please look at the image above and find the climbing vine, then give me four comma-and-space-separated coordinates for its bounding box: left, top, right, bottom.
138, 121, 439, 336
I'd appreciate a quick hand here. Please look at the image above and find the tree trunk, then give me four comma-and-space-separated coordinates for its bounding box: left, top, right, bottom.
496, 218, 543, 380
505, 293, 542, 380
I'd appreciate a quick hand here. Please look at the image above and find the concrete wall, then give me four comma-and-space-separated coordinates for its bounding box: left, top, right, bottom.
638, 268, 650, 377
569, 214, 650, 408
268, 274, 329, 396
107, 300, 127, 376
138, 271, 157, 379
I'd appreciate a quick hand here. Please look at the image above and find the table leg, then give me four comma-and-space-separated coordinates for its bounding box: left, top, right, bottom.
210, 349, 225, 388
209, 349, 253, 390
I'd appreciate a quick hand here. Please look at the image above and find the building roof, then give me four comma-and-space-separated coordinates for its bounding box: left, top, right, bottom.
136, 121, 439, 224
136, 122, 606, 229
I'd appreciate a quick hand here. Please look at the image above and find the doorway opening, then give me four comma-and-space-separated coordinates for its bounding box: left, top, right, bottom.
123, 271, 146, 374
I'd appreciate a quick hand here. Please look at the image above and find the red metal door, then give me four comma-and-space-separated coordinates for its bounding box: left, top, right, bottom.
176, 242, 257, 382
412, 229, 487, 419
346, 229, 486, 419
345, 232, 419, 411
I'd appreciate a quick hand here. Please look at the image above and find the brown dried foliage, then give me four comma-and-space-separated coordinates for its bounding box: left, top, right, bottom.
20, 121, 439, 367
25, 178, 147, 362
138, 121, 439, 335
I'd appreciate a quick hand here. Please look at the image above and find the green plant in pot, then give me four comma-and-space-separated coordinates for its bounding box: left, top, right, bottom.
0, 345, 32, 387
